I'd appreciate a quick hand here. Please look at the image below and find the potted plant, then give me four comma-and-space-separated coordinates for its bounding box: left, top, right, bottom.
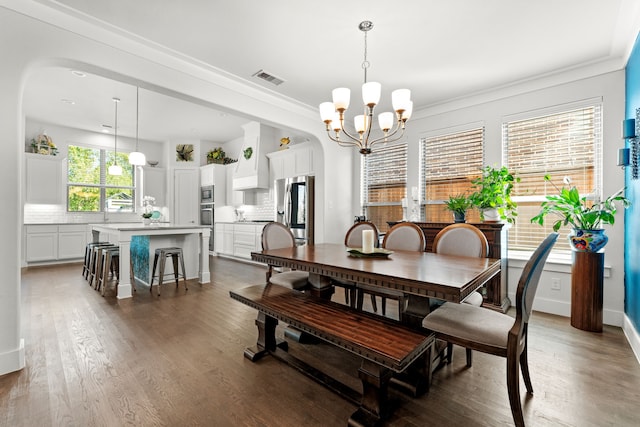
445, 194, 472, 223
469, 165, 519, 223
530, 175, 631, 252
207, 147, 226, 164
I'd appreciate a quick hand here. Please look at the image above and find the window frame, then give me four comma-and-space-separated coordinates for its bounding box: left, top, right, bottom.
66, 144, 136, 213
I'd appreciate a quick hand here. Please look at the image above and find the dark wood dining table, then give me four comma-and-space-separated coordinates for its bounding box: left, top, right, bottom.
251, 243, 501, 328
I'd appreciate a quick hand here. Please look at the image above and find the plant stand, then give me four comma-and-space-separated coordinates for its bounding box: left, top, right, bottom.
570, 251, 604, 332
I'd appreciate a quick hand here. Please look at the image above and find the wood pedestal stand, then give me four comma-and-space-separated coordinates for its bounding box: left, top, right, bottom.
571, 251, 604, 332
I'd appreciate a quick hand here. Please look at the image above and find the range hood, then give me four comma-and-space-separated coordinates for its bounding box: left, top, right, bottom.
233, 122, 277, 190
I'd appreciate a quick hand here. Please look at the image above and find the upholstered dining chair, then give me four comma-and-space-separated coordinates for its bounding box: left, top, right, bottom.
261, 222, 310, 291
356, 222, 427, 319
422, 232, 558, 427
334, 221, 380, 309
432, 223, 490, 364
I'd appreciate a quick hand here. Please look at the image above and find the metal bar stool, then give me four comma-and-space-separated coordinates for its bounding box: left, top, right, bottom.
96, 246, 119, 294
83, 242, 111, 279
150, 247, 187, 296
88, 243, 116, 287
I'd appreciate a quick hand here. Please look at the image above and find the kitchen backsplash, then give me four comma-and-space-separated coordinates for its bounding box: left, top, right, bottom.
237, 191, 274, 221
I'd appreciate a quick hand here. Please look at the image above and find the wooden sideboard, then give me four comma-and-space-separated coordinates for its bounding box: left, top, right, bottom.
388, 221, 509, 313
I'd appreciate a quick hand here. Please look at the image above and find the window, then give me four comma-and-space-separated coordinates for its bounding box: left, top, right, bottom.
504, 104, 602, 253
419, 127, 484, 222
67, 145, 135, 212
362, 143, 407, 232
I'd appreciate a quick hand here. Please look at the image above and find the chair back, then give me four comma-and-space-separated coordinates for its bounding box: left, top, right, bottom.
345, 221, 379, 248
515, 232, 558, 324
262, 222, 296, 251
382, 222, 426, 252
433, 224, 488, 258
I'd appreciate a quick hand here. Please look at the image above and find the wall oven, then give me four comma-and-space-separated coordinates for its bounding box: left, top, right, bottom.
201, 185, 214, 204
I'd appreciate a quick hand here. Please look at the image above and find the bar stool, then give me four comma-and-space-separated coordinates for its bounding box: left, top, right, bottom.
88, 243, 117, 287
150, 247, 187, 296
83, 242, 111, 279
96, 246, 119, 294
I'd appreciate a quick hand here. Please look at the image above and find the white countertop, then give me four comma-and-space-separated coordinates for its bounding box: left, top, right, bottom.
91, 222, 209, 231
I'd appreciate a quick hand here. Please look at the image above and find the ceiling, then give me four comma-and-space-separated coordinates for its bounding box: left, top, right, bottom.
20, 0, 640, 143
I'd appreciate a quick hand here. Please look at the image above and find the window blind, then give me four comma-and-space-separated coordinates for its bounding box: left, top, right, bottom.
362, 142, 407, 232
504, 105, 602, 252
420, 128, 484, 222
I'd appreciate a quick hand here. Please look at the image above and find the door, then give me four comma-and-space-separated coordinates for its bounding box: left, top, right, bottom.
173, 168, 199, 224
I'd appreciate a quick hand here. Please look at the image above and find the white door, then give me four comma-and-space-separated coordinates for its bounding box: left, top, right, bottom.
173, 168, 199, 224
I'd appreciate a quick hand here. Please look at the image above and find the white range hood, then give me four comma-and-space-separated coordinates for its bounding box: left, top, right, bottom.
233, 122, 277, 190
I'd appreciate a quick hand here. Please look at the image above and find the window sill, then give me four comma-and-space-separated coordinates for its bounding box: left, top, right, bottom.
508, 250, 611, 277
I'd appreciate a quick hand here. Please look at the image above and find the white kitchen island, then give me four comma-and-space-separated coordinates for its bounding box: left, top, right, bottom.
91, 223, 211, 299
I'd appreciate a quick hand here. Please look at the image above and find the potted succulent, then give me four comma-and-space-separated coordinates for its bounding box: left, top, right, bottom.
530, 175, 630, 252
469, 165, 519, 223
444, 194, 472, 223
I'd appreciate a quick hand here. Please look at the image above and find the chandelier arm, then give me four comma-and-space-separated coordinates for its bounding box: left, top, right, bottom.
370, 118, 405, 144
336, 118, 364, 144
323, 131, 361, 148
368, 123, 407, 148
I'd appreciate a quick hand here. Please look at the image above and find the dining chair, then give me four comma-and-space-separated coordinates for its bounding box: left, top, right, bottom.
261, 222, 310, 291
422, 232, 558, 427
356, 222, 426, 319
432, 223, 489, 364
333, 221, 380, 309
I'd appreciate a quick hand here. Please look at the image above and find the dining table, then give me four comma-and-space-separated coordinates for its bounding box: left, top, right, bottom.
251, 242, 501, 328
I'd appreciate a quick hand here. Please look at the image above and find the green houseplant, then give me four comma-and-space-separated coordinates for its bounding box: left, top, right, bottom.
530, 175, 630, 251
444, 194, 472, 223
469, 165, 519, 223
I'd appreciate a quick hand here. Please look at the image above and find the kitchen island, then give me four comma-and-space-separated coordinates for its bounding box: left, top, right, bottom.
91, 223, 211, 299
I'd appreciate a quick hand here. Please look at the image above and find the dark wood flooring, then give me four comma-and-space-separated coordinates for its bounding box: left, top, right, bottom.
1, 257, 640, 426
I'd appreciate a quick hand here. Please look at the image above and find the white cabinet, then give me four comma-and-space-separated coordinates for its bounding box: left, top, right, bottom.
173, 168, 199, 224
233, 224, 258, 258
200, 164, 226, 205
214, 223, 225, 254
25, 225, 58, 262
143, 167, 166, 207
58, 224, 87, 259
267, 143, 314, 181
25, 154, 64, 204
215, 223, 265, 260
226, 165, 256, 206
223, 223, 234, 255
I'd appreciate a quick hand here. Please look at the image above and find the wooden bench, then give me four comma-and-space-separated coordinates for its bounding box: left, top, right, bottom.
230, 283, 435, 427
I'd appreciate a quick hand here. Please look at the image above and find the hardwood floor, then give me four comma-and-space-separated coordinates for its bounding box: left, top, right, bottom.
2, 257, 639, 426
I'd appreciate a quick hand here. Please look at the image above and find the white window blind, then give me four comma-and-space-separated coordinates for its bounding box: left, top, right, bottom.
419, 128, 484, 222
504, 105, 602, 252
362, 142, 407, 232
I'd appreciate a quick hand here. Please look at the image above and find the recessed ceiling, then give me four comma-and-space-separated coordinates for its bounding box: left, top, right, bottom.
21, 0, 640, 142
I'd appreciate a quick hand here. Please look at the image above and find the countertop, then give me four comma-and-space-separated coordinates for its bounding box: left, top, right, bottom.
215, 220, 273, 225
91, 222, 209, 231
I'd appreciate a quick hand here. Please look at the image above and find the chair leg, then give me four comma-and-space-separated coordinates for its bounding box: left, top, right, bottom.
172, 254, 180, 287
507, 353, 525, 427
157, 253, 166, 296
370, 294, 378, 312
381, 296, 386, 316
520, 336, 533, 394
344, 288, 350, 305
446, 343, 453, 364
465, 348, 473, 367
178, 251, 187, 290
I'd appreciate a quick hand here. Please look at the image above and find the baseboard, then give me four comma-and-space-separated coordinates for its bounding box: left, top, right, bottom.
519, 295, 624, 327
623, 315, 640, 366
0, 338, 25, 376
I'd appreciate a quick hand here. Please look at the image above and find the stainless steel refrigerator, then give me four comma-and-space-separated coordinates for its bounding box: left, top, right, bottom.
274, 176, 314, 245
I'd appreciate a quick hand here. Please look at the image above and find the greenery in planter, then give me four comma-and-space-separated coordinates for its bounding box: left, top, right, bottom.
206, 147, 238, 164
469, 165, 520, 223
445, 194, 472, 215
530, 175, 631, 231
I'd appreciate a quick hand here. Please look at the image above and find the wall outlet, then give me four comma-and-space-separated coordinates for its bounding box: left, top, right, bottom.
551, 278, 561, 291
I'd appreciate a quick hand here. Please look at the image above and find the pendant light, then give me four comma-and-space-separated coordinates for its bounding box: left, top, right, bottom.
108, 97, 123, 176
128, 87, 146, 166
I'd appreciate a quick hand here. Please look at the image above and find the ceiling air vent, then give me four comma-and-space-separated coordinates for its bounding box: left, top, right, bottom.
252, 69, 285, 86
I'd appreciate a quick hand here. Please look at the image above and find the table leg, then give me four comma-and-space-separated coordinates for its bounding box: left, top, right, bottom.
116, 239, 133, 299
307, 272, 335, 300
403, 294, 432, 329
199, 229, 211, 284
244, 312, 288, 362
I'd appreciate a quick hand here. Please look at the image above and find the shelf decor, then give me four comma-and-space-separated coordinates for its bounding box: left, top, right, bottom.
30, 133, 58, 156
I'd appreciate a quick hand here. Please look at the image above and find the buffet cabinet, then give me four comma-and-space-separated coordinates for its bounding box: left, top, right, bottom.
388, 221, 509, 312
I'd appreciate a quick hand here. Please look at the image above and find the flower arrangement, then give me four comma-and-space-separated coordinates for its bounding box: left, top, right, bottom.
30, 134, 58, 156
142, 195, 155, 218
206, 147, 237, 164
530, 175, 631, 231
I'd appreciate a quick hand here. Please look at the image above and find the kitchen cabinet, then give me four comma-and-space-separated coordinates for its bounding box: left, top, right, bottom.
25, 153, 64, 204
223, 223, 234, 255
267, 142, 314, 181
215, 222, 265, 260
58, 224, 87, 259
173, 168, 199, 224
143, 167, 166, 207
25, 224, 87, 263
214, 223, 225, 254
226, 165, 256, 206
200, 164, 226, 205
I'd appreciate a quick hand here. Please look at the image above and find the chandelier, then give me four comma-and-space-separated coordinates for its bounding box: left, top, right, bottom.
319, 21, 413, 155
128, 87, 146, 166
